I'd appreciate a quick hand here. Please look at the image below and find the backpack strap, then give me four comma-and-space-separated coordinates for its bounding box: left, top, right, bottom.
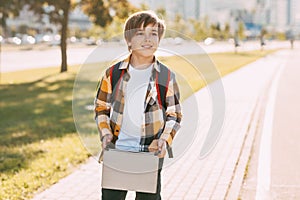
110, 61, 124, 98
155, 62, 173, 158
156, 63, 171, 111
110, 61, 123, 89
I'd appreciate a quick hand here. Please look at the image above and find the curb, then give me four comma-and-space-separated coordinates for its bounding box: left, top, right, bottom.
224, 55, 283, 200
225, 95, 263, 200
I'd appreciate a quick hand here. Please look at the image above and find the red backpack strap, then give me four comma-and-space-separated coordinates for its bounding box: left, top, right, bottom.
156, 64, 171, 110
155, 64, 173, 158
109, 64, 115, 86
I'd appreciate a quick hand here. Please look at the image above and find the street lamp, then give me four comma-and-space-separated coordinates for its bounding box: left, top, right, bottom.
234, 16, 240, 53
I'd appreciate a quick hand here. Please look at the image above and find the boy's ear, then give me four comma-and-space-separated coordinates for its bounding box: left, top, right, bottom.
127, 42, 132, 50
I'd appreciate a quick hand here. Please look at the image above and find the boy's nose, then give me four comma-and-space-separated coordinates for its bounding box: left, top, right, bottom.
144, 33, 151, 40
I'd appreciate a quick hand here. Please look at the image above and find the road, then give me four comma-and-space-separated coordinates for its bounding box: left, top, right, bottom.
1, 40, 292, 73
269, 47, 300, 199
240, 46, 300, 200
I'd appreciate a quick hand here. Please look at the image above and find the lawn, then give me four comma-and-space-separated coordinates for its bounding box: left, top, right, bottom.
0, 49, 277, 199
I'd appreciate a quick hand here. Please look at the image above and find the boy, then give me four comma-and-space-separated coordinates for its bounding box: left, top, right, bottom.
94, 10, 182, 200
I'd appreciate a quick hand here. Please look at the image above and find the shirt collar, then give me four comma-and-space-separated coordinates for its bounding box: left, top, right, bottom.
118, 54, 161, 72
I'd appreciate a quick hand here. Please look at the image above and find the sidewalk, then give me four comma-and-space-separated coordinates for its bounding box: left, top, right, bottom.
32, 48, 290, 200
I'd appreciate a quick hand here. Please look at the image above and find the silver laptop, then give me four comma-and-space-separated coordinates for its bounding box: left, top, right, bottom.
101, 149, 159, 193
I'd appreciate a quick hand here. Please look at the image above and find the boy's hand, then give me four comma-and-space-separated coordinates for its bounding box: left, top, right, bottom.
102, 134, 113, 150
148, 139, 158, 152
149, 139, 167, 158
157, 139, 167, 158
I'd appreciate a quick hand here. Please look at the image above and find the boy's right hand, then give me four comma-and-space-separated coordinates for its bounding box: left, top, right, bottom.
102, 134, 113, 150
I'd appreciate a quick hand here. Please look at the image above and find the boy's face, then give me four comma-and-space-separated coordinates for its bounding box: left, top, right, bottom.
128, 23, 160, 57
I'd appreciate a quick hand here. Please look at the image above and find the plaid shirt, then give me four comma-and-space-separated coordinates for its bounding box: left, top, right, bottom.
94, 55, 182, 152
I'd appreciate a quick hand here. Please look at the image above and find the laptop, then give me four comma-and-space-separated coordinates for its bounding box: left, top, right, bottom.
101, 148, 159, 193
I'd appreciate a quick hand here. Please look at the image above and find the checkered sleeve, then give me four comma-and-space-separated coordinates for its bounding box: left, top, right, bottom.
94, 68, 113, 140
160, 72, 182, 145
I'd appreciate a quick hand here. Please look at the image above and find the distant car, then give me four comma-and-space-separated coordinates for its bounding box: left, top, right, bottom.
174, 37, 183, 45
7, 37, 22, 45
49, 34, 61, 46
204, 37, 215, 45
84, 37, 97, 45
35, 34, 45, 43
21, 35, 36, 44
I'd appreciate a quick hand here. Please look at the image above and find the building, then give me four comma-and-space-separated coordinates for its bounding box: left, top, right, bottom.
130, 0, 300, 35
6, 4, 91, 37
129, 0, 207, 20
255, 0, 300, 34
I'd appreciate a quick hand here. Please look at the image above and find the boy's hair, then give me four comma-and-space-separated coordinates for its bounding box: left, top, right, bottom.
124, 10, 165, 44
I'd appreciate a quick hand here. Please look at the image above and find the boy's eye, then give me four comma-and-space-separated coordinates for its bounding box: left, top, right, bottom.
152, 32, 158, 36
136, 32, 144, 35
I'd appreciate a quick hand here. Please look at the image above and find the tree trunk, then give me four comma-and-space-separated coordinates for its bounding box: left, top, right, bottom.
60, 1, 70, 73
1, 13, 9, 37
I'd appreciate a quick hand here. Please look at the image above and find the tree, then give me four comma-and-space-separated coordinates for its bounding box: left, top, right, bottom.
81, 0, 138, 26
222, 23, 231, 40
166, 13, 189, 38
26, 0, 74, 72
139, 3, 149, 11
80, 0, 112, 27
109, 0, 138, 20
237, 21, 245, 40
189, 19, 208, 41
80, 0, 138, 43
26, 0, 135, 73
0, 0, 24, 37
156, 7, 166, 20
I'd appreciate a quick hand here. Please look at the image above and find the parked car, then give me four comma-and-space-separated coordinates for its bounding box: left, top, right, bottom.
204, 37, 215, 45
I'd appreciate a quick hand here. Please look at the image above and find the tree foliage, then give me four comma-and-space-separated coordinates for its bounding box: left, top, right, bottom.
80, 0, 112, 27
156, 7, 166, 20
24, 0, 135, 73
81, 0, 138, 27
109, 0, 138, 20
0, 0, 24, 36
25, 0, 72, 72
237, 21, 245, 40
189, 19, 208, 41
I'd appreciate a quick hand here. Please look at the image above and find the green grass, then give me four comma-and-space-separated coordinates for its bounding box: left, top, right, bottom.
0, 49, 277, 200
158, 50, 277, 100
0, 71, 90, 199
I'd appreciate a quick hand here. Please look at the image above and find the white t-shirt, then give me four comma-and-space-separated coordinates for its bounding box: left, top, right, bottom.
116, 64, 153, 151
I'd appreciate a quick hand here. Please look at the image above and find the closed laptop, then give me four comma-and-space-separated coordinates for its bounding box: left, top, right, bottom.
101, 149, 159, 193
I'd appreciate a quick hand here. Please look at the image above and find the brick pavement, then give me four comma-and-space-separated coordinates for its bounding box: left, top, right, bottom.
32, 50, 288, 200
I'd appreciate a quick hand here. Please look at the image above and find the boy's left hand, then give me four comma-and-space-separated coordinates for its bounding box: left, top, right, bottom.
149, 139, 167, 158
157, 138, 167, 158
